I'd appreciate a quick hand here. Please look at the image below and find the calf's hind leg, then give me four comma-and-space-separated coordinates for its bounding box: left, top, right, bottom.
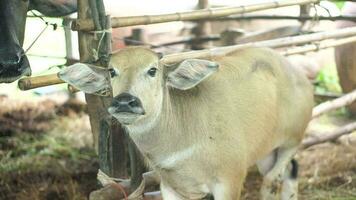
258, 146, 299, 200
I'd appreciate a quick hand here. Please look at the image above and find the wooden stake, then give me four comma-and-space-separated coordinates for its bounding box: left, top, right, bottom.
72, 0, 320, 31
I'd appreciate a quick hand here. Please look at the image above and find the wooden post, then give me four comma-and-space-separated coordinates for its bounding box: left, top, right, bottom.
299, 4, 311, 27
62, 17, 77, 66
124, 28, 148, 46
77, 0, 127, 183
191, 0, 212, 50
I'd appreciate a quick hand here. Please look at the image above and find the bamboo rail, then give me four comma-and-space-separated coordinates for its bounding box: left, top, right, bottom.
312, 89, 356, 118
302, 122, 356, 149
213, 15, 356, 22
18, 74, 64, 90
17, 26, 356, 91
72, 0, 320, 31
162, 26, 356, 64
281, 36, 356, 56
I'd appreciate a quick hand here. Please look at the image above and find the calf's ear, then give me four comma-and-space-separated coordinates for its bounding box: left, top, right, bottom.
58, 63, 111, 96
166, 59, 219, 90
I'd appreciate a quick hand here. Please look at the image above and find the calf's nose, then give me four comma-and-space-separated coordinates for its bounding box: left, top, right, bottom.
111, 93, 145, 114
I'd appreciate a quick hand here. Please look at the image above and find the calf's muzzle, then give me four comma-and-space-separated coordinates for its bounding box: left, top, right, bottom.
111, 93, 145, 115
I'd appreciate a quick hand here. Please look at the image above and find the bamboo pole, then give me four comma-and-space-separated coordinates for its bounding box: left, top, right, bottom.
301, 122, 356, 149
152, 35, 220, 49
17, 27, 356, 90
18, 74, 64, 90
212, 15, 356, 22
162, 26, 356, 64
72, 0, 320, 31
282, 36, 356, 56
312, 89, 356, 118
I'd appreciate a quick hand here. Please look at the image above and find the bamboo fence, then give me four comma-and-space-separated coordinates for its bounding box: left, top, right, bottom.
17, 26, 356, 90
162, 26, 356, 64
212, 15, 356, 22
72, 0, 320, 31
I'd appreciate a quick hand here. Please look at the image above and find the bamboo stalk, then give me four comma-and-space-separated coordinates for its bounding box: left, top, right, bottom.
162, 26, 356, 64
282, 36, 356, 56
212, 15, 356, 22
18, 74, 64, 90
301, 122, 356, 149
17, 27, 356, 91
312, 89, 356, 118
72, 0, 320, 31
152, 35, 220, 48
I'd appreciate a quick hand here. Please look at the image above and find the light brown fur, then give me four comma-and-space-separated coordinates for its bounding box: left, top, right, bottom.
108, 47, 313, 199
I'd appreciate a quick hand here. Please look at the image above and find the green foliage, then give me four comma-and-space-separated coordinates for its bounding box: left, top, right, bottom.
315, 63, 342, 94
334, 1, 345, 10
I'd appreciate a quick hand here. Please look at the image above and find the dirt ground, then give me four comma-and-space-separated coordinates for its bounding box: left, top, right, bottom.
0, 97, 356, 200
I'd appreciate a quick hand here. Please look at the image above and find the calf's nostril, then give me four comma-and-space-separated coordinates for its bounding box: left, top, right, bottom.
128, 99, 139, 108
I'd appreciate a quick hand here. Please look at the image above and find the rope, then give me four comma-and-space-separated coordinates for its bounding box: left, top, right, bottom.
97, 169, 146, 200
23, 24, 49, 54
30, 11, 60, 29
90, 28, 112, 60
23, 11, 62, 55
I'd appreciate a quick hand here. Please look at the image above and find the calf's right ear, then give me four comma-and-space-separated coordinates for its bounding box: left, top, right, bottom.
58, 63, 111, 96
166, 59, 219, 90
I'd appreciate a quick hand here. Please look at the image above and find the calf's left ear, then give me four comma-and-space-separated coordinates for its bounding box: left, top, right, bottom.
58, 63, 111, 96
167, 59, 219, 90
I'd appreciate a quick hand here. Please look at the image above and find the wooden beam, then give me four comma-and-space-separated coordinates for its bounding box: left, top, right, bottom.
72, 0, 320, 31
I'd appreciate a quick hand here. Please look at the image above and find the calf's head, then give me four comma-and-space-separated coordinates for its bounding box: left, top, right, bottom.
59, 47, 218, 131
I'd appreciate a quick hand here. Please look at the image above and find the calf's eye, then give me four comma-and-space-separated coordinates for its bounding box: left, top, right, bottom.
109, 68, 117, 77
147, 67, 157, 77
